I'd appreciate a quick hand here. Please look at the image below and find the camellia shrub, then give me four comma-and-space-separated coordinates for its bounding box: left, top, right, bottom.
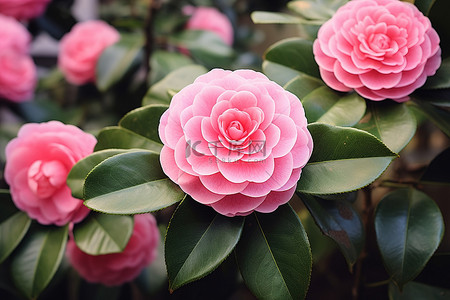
1, 0, 450, 299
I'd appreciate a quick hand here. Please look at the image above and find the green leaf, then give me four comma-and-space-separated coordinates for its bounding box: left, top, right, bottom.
165, 197, 244, 291
11, 225, 68, 299
96, 33, 144, 92
142, 64, 207, 106
262, 61, 303, 86
67, 149, 140, 199
264, 38, 320, 79
251, 11, 317, 24
422, 57, 450, 89
409, 98, 450, 137
299, 194, 364, 269
284, 74, 325, 100
301, 87, 366, 126
73, 213, 133, 255
94, 126, 163, 153
0, 192, 31, 263
235, 204, 312, 300
420, 147, 450, 185
355, 101, 416, 153
414, 0, 437, 15
389, 281, 450, 300
297, 123, 397, 194
119, 104, 168, 144
170, 30, 235, 69
149, 50, 194, 84
375, 188, 444, 288
287, 0, 343, 20
84, 151, 184, 214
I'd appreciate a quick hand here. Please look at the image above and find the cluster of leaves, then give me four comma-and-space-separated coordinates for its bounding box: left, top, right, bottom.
1, 0, 450, 299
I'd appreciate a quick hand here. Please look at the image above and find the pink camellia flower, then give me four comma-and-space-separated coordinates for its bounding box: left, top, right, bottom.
0, 0, 51, 21
184, 6, 234, 46
4, 121, 97, 225
0, 51, 37, 102
313, 0, 441, 102
58, 20, 120, 85
0, 14, 31, 54
159, 69, 313, 217
66, 214, 160, 286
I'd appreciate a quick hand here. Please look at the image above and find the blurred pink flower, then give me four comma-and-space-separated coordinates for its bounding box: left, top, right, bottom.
0, 14, 31, 54
0, 0, 51, 20
313, 0, 441, 102
185, 6, 233, 46
0, 51, 36, 102
58, 20, 120, 85
5, 121, 96, 225
159, 69, 313, 217
66, 214, 160, 286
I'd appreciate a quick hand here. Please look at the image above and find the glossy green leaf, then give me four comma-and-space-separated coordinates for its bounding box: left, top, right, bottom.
73, 213, 133, 255
251, 11, 313, 24
0, 192, 31, 263
149, 50, 194, 84
284, 74, 325, 100
264, 38, 320, 79
389, 281, 450, 300
423, 57, 450, 89
297, 123, 397, 194
119, 104, 168, 144
301, 87, 366, 126
96, 33, 144, 92
355, 101, 416, 153
409, 98, 450, 137
287, 0, 344, 20
375, 188, 444, 288
11, 225, 68, 299
67, 149, 139, 199
300, 194, 364, 269
84, 151, 184, 214
142, 64, 207, 106
170, 30, 235, 69
414, 0, 437, 15
235, 204, 312, 300
420, 147, 450, 185
262, 61, 303, 86
165, 197, 244, 291
94, 126, 163, 153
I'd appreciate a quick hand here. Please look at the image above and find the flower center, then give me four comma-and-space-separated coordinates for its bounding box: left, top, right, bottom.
370, 33, 390, 51
218, 108, 259, 146
27, 160, 68, 199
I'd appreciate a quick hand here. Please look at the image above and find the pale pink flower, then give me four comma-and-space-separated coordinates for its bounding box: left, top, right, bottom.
0, 14, 31, 54
313, 0, 441, 102
159, 69, 313, 217
0, 0, 51, 21
58, 20, 120, 85
0, 51, 37, 102
66, 214, 160, 286
185, 6, 234, 46
4, 121, 96, 225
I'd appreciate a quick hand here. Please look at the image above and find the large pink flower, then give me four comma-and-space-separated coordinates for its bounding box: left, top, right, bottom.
159, 69, 313, 217
313, 0, 441, 102
0, 51, 36, 102
5, 121, 96, 225
66, 214, 160, 286
0, 0, 51, 20
184, 6, 234, 46
0, 14, 31, 54
58, 20, 120, 85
